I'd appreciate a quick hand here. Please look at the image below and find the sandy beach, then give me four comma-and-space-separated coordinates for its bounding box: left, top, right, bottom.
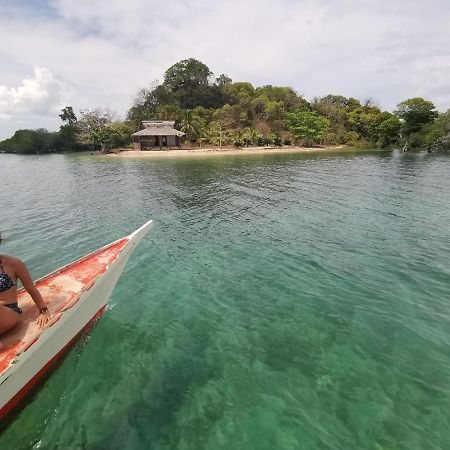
106, 145, 348, 158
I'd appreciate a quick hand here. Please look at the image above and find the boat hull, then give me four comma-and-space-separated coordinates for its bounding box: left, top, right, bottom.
0, 305, 107, 423
0, 220, 152, 421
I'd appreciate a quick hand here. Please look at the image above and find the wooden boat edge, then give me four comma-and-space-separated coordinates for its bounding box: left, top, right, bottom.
20, 219, 153, 292
0, 220, 153, 421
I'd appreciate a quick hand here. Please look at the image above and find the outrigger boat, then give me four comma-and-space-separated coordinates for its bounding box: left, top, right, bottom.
0, 220, 153, 421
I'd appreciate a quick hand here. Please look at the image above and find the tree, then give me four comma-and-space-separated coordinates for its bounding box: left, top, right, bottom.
223, 82, 255, 104
251, 96, 268, 115
192, 106, 214, 123
0, 129, 60, 154
154, 104, 181, 121
311, 95, 358, 144
271, 132, 283, 146
213, 104, 240, 130
127, 87, 158, 125
91, 122, 134, 152
179, 109, 205, 142
207, 122, 227, 146
265, 101, 286, 131
198, 84, 230, 109
164, 58, 211, 92
422, 109, 450, 151
59, 106, 77, 125
58, 106, 80, 151
77, 108, 116, 146
347, 107, 380, 141
157, 59, 232, 109
394, 98, 438, 135
255, 85, 308, 110
286, 110, 330, 146
163, 58, 213, 109
126, 83, 175, 126
375, 115, 402, 147
79, 108, 115, 133
215, 74, 232, 86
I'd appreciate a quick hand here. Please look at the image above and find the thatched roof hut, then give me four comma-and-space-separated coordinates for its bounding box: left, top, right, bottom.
132, 121, 185, 150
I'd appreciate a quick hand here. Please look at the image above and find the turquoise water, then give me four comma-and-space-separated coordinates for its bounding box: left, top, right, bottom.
1, 150, 450, 449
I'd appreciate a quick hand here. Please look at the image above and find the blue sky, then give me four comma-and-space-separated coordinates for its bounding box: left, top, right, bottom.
1, 0, 449, 139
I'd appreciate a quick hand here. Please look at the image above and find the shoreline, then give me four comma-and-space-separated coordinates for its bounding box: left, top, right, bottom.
105, 145, 370, 159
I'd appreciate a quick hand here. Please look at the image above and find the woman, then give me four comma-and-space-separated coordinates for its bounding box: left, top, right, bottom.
0, 255, 50, 334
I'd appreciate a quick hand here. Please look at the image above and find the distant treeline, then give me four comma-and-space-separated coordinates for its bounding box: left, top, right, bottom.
0, 109, 134, 154
1, 58, 449, 153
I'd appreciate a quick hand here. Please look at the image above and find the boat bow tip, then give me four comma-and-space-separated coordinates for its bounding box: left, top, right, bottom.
127, 220, 153, 243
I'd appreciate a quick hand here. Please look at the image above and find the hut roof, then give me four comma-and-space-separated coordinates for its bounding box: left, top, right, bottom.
132, 126, 185, 137
141, 120, 175, 128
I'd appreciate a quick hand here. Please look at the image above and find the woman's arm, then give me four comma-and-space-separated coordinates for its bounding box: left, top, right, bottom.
14, 258, 50, 328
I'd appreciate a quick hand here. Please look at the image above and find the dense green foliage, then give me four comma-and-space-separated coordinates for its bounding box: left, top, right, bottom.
0, 107, 132, 154
0, 129, 60, 154
124, 59, 449, 151
394, 98, 438, 134
91, 122, 135, 151
1, 58, 449, 153
286, 111, 329, 146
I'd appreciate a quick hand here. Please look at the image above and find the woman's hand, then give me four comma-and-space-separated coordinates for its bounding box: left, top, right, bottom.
37, 309, 50, 328
12, 257, 49, 328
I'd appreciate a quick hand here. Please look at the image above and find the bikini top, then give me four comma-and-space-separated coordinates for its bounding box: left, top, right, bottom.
0, 260, 16, 293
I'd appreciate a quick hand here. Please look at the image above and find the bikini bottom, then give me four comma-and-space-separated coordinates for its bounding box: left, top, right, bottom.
3, 303, 22, 314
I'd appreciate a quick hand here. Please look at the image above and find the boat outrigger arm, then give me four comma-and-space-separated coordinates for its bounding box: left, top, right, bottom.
0, 220, 153, 421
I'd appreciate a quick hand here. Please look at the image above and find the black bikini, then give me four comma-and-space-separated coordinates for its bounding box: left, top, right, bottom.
0, 260, 22, 314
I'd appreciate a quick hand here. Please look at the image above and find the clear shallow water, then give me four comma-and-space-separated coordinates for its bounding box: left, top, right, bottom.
0, 150, 449, 449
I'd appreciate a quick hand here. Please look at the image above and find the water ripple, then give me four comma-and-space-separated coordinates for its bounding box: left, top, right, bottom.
1, 151, 450, 449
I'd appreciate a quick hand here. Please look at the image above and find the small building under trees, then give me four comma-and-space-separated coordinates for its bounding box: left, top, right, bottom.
132, 121, 185, 150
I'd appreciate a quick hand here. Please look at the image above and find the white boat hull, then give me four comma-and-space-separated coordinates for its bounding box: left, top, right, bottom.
0, 220, 152, 421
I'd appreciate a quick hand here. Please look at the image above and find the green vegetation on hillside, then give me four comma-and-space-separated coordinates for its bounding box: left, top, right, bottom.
1, 58, 449, 153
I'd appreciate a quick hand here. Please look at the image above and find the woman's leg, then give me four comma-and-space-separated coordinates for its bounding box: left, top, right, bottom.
0, 305, 20, 334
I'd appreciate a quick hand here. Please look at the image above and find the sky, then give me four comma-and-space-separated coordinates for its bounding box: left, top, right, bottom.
1, 0, 449, 140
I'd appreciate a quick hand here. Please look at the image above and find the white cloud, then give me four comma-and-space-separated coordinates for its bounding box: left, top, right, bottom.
0, 0, 449, 139
0, 67, 66, 120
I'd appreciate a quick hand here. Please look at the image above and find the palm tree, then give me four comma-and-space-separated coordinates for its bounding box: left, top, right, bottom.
179, 110, 203, 142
